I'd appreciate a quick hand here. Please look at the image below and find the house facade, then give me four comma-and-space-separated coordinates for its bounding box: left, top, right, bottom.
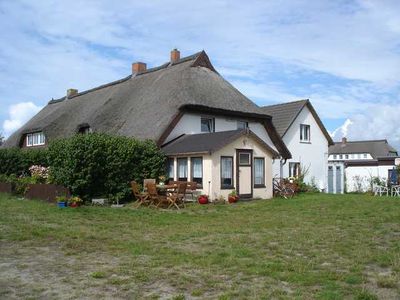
3, 49, 291, 200
328, 138, 399, 193
261, 100, 334, 191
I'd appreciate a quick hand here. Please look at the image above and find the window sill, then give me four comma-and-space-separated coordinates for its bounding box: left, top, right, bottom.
300, 141, 311, 144
221, 186, 234, 190
254, 185, 266, 189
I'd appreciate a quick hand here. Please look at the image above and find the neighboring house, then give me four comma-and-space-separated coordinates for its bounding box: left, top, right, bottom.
261, 100, 334, 191
328, 138, 399, 193
3, 49, 291, 200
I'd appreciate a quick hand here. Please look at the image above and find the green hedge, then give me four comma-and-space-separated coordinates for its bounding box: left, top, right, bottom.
0, 148, 49, 176
48, 133, 166, 201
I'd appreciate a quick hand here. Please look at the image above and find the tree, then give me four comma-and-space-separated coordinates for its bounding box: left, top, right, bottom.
0, 133, 4, 146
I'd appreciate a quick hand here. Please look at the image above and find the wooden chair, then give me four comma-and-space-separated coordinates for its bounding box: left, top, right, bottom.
143, 179, 156, 191
186, 181, 198, 201
131, 181, 150, 208
146, 182, 166, 207
168, 182, 187, 209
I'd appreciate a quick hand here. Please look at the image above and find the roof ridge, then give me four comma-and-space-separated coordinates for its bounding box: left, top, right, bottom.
334, 139, 388, 144
48, 51, 203, 105
261, 99, 309, 108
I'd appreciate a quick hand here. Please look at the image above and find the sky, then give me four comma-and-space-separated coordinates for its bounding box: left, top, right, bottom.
0, 0, 399, 149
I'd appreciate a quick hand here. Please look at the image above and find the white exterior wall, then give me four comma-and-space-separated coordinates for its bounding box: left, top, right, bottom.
273, 106, 329, 190
168, 134, 274, 201
210, 135, 274, 200
345, 165, 393, 192
165, 113, 277, 152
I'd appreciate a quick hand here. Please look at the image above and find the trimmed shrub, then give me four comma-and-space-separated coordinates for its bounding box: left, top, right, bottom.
48, 133, 166, 201
0, 148, 48, 176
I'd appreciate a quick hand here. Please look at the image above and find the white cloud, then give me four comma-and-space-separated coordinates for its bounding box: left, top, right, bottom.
330, 105, 400, 150
3, 102, 42, 137
330, 119, 354, 139
0, 0, 399, 146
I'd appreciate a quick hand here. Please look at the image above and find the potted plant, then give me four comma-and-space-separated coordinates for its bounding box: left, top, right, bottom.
197, 194, 209, 204
69, 196, 83, 207
56, 196, 68, 208
158, 175, 166, 186
228, 190, 239, 203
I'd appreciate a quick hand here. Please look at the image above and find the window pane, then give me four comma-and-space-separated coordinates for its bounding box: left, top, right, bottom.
254, 158, 264, 185
201, 118, 214, 133
168, 158, 174, 179
237, 121, 247, 130
289, 162, 300, 177
177, 158, 188, 181
239, 153, 250, 165
33, 133, 39, 145
221, 157, 233, 187
191, 157, 203, 185
27, 134, 33, 146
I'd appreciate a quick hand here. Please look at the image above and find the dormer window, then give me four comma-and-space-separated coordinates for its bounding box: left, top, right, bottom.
237, 121, 248, 130
77, 124, 92, 134
201, 117, 215, 133
79, 126, 92, 134
26, 132, 45, 147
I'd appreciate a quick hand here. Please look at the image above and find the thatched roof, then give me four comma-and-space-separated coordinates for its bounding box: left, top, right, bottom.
261, 99, 334, 145
3, 51, 290, 158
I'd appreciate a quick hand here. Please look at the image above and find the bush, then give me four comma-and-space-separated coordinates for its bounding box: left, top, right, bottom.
48, 133, 166, 201
0, 148, 48, 176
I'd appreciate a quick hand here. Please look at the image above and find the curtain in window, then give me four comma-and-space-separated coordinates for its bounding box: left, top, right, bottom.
168, 159, 174, 179
221, 157, 232, 186
254, 158, 264, 185
192, 158, 202, 178
178, 158, 187, 178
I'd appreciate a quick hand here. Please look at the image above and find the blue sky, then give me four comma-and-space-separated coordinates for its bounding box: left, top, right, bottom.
1, 0, 399, 148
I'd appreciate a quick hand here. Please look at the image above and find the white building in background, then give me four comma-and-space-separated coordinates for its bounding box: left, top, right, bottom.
328, 138, 399, 193
261, 100, 334, 191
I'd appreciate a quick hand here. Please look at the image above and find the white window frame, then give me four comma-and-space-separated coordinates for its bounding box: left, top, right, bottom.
237, 121, 248, 130
300, 124, 311, 142
201, 117, 215, 133
26, 132, 45, 147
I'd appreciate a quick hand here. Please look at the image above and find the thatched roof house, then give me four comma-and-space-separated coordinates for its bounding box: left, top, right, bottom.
4, 50, 289, 157
4, 49, 293, 200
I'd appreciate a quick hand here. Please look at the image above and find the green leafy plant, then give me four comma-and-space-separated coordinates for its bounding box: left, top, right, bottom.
0, 148, 48, 176
55, 196, 69, 203
48, 133, 166, 202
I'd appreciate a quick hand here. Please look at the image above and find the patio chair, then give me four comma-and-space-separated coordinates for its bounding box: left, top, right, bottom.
391, 185, 400, 197
373, 184, 389, 196
146, 182, 166, 207
167, 182, 187, 209
185, 181, 198, 201
143, 179, 156, 191
131, 181, 150, 208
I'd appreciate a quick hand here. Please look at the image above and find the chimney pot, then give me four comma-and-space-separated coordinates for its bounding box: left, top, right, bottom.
170, 48, 180, 63
132, 62, 147, 74
342, 137, 347, 144
67, 88, 78, 98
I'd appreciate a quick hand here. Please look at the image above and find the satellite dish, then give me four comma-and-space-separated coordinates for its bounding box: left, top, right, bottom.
395, 158, 400, 166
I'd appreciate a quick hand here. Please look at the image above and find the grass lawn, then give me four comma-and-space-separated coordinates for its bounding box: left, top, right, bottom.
0, 193, 399, 299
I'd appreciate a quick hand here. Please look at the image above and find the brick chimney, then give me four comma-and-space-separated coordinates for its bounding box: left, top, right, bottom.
67, 88, 78, 98
170, 48, 180, 63
132, 62, 147, 74
342, 137, 347, 144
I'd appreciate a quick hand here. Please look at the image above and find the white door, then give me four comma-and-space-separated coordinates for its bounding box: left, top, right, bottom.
237, 150, 253, 198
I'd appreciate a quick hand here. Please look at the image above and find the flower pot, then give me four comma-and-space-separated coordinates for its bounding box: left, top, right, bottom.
198, 195, 209, 204
228, 196, 238, 203
57, 201, 67, 208
70, 202, 78, 208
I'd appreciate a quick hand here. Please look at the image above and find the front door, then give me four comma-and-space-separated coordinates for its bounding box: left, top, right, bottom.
236, 149, 253, 198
